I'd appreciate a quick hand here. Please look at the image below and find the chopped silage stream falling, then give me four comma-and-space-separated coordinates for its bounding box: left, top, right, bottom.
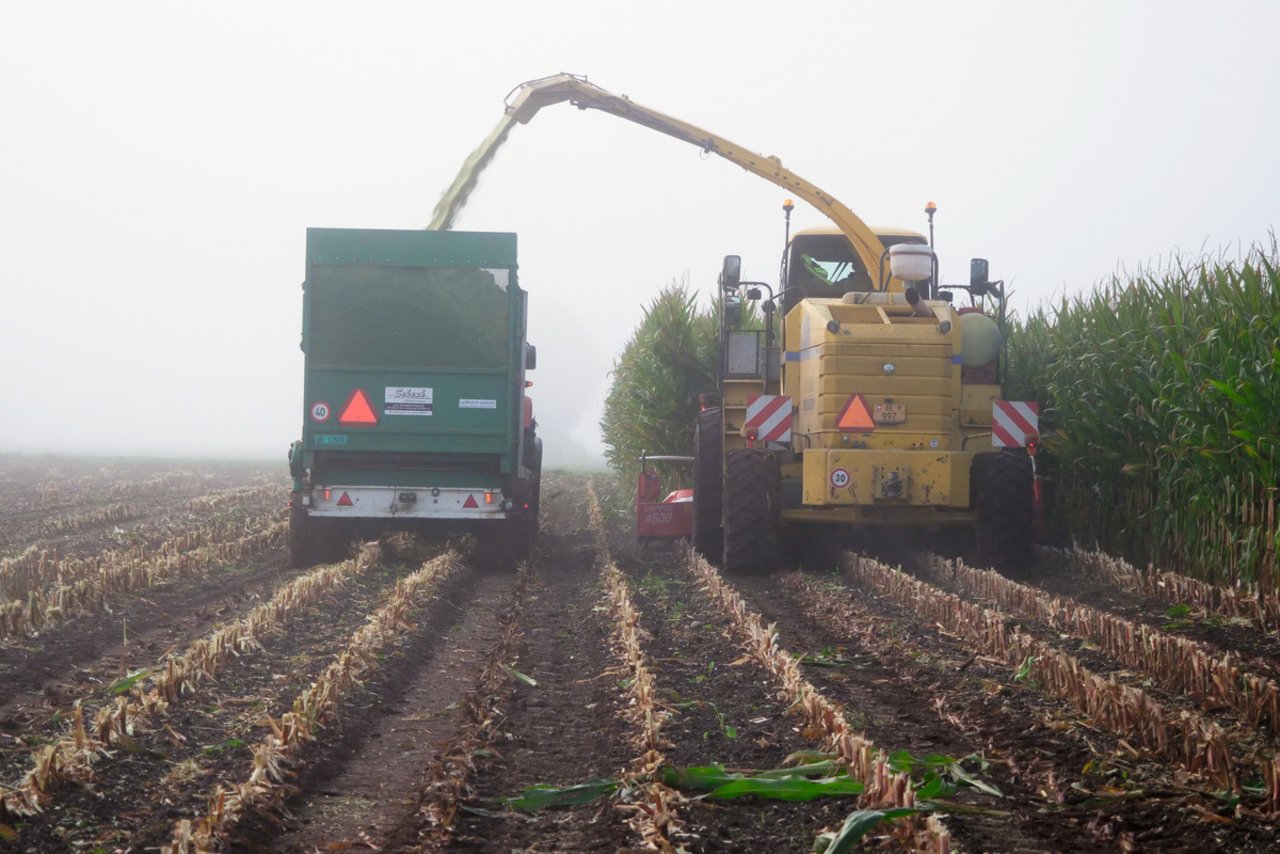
426, 113, 516, 231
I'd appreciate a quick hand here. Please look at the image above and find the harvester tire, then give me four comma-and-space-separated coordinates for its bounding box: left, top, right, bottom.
722, 448, 781, 574
973, 449, 1035, 575
692, 407, 724, 561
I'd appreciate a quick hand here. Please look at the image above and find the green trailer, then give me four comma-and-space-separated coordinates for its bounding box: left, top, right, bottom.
287, 228, 541, 567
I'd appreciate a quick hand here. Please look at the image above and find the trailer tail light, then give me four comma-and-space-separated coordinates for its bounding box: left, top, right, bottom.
323, 488, 332, 500
484, 492, 496, 504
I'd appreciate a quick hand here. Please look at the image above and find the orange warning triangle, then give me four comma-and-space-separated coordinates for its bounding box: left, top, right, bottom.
462, 494, 479, 509
837, 393, 876, 433
339, 389, 378, 425
336, 491, 353, 507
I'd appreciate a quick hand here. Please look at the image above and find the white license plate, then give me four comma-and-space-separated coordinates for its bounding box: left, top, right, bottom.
874, 403, 906, 424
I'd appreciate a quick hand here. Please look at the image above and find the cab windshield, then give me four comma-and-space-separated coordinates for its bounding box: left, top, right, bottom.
784, 233, 927, 295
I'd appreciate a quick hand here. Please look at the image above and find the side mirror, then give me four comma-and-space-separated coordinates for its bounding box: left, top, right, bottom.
719, 255, 742, 289
525, 343, 537, 370
970, 258, 989, 289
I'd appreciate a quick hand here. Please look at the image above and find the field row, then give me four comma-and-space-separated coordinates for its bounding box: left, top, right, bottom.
2, 470, 1277, 851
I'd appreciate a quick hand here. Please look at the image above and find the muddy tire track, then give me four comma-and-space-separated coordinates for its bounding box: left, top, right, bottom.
443, 530, 636, 852
264, 568, 518, 851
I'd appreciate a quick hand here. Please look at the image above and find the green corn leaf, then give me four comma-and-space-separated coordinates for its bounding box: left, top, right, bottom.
755, 760, 841, 778
659, 765, 740, 789
887, 750, 955, 773
706, 775, 865, 801
502, 666, 538, 687
915, 772, 953, 800
503, 778, 620, 811
660, 764, 864, 801
815, 807, 929, 854
109, 668, 151, 695
948, 762, 1003, 798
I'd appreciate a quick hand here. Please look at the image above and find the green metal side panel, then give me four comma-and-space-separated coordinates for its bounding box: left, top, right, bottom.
307, 228, 518, 269
299, 229, 525, 486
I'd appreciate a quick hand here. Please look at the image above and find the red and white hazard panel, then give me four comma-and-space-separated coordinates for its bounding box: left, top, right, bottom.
992, 401, 1039, 447
745, 394, 793, 443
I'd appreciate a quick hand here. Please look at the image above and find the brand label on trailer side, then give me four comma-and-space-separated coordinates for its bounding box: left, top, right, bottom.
459, 399, 497, 409
385, 386, 433, 416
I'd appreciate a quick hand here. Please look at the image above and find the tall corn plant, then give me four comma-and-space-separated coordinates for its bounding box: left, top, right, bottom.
1006, 245, 1279, 588
600, 280, 719, 500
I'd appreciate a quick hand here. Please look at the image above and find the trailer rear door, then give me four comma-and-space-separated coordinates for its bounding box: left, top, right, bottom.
301, 229, 523, 482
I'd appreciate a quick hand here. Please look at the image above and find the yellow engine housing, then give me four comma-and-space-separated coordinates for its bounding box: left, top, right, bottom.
801, 448, 970, 507
778, 293, 998, 519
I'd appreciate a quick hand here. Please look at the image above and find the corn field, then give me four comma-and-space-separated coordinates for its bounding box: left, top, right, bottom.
1005, 247, 1280, 588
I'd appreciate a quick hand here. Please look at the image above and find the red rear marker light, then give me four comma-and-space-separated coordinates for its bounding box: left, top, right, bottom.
323, 488, 332, 500
484, 492, 496, 504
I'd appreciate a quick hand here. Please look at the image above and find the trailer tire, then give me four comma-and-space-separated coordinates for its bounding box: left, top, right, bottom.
477, 520, 526, 572
973, 449, 1035, 575
526, 434, 543, 537
692, 407, 724, 561
722, 448, 781, 574
288, 502, 315, 568
289, 505, 350, 567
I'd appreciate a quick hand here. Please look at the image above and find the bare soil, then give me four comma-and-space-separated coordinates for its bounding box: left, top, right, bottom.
3, 461, 1279, 852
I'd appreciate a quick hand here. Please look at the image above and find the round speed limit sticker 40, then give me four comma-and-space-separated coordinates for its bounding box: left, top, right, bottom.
310, 401, 331, 422
829, 467, 850, 488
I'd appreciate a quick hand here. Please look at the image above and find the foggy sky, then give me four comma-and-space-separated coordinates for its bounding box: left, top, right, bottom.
2, 1, 1277, 466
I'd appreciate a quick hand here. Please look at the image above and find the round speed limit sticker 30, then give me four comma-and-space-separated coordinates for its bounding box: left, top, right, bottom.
311, 401, 331, 422
829, 467, 850, 488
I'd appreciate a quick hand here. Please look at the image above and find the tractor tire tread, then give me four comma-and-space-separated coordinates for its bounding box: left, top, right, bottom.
973, 450, 1035, 575
722, 448, 781, 574
692, 407, 724, 561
